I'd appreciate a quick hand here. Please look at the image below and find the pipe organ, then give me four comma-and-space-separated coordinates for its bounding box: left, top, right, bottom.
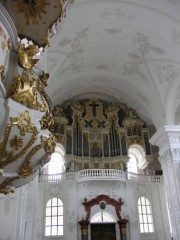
53, 99, 152, 171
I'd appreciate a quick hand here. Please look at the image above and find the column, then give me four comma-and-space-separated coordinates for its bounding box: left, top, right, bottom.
118, 219, 128, 240
79, 220, 90, 240
150, 125, 180, 240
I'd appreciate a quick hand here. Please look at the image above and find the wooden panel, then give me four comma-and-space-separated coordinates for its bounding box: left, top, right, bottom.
91, 223, 116, 240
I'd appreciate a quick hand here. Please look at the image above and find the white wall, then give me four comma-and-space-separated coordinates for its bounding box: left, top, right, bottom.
0, 178, 171, 240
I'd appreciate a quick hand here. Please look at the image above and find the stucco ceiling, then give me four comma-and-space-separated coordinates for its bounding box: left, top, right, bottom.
4, 0, 180, 128
36, 0, 180, 128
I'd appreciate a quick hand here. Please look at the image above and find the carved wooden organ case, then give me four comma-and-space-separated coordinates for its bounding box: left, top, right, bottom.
53, 99, 152, 171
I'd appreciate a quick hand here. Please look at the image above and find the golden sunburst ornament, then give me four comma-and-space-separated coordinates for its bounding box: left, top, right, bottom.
17, 0, 50, 25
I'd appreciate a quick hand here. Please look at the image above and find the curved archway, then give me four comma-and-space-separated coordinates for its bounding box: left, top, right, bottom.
128, 144, 147, 171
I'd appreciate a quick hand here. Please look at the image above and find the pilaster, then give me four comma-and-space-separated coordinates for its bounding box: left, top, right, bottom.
150, 125, 180, 240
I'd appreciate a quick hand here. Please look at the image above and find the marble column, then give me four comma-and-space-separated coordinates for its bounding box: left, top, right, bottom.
150, 125, 180, 240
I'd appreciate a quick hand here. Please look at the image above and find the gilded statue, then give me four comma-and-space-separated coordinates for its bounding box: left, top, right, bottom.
9, 71, 37, 108
18, 43, 39, 70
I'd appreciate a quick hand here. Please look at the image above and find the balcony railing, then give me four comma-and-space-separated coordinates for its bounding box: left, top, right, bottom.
127, 172, 162, 182
39, 169, 163, 183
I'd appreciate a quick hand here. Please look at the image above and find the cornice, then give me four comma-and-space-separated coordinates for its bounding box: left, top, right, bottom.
150, 125, 180, 155
0, 3, 18, 51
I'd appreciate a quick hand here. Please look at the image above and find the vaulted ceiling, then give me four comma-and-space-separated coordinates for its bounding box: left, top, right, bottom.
3, 0, 180, 128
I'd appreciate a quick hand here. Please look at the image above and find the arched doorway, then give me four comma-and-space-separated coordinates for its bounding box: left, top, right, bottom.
79, 195, 128, 240
90, 211, 116, 240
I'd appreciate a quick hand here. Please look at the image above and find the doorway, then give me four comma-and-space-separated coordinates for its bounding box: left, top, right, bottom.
91, 223, 116, 240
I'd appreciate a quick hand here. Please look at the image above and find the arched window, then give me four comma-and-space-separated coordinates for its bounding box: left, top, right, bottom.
47, 144, 65, 175
45, 198, 63, 236
138, 197, 154, 233
91, 211, 115, 223
127, 153, 138, 173
128, 144, 148, 174
48, 152, 63, 175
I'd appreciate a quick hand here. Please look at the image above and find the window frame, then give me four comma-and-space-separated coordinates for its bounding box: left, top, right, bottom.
138, 196, 154, 234
44, 197, 64, 238
91, 211, 115, 223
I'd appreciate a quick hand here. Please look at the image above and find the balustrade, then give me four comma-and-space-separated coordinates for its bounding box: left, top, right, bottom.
39, 169, 163, 183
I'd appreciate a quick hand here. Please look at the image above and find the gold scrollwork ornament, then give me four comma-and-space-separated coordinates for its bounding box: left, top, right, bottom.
0, 177, 19, 195
41, 135, 56, 154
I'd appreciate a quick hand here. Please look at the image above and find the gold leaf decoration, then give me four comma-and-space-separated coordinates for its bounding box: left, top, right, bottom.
41, 135, 56, 154
18, 43, 39, 70
0, 111, 38, 169
10, 136, 23, 150
18, 144, 42, 177
9, 71, 51, 113
0, 177, 19, 195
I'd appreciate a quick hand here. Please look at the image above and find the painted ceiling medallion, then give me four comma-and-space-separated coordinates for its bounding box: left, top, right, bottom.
1, 0, 67, 45
16, 0, 50, 25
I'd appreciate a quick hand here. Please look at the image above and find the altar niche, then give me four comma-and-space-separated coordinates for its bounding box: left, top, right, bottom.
79, 194, 128, 240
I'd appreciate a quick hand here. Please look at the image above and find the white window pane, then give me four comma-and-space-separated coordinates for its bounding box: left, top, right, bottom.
146, 206, 151, 214
127, 154, 137, 173
58, 207, 63, 215
145, 198, 150, 206
139, 215, 143, 223
141, 197, 145, 205
57, 199, 63, 206
47, 199, 51, 207
58, 216, 63, 225
102, 212, 114, 222
46, 207, 51, 216
143, 215, 147, 223
46, 217, 51, 226
45, 226, 51, 236
52, 207, 57, 215
48, 153, 63, 175
140, 224, 144, 233
52, 198, 57, 206
149, 224, 154, 232
138, 206, 142, 214
58, 226, 63, 235
142, 206, 146, 213
51, 226, 57, 235
147, 215, 152, 223
144, 224, 148, 233
52, 216, 57, 225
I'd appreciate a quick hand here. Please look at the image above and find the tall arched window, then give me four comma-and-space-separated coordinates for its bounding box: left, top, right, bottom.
45, 198, 63, 236
48, 152, 63, 175
128, 144, 148, 174
47, 144, 65, 175
138, 197, 154, 233
127, 153, 138, 173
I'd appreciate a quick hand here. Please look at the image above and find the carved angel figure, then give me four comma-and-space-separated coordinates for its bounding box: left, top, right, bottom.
18, 43, 39, 70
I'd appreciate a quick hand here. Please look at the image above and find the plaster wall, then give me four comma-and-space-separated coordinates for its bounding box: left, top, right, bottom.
0, 191, 19, 240
0, 177, 171, 240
